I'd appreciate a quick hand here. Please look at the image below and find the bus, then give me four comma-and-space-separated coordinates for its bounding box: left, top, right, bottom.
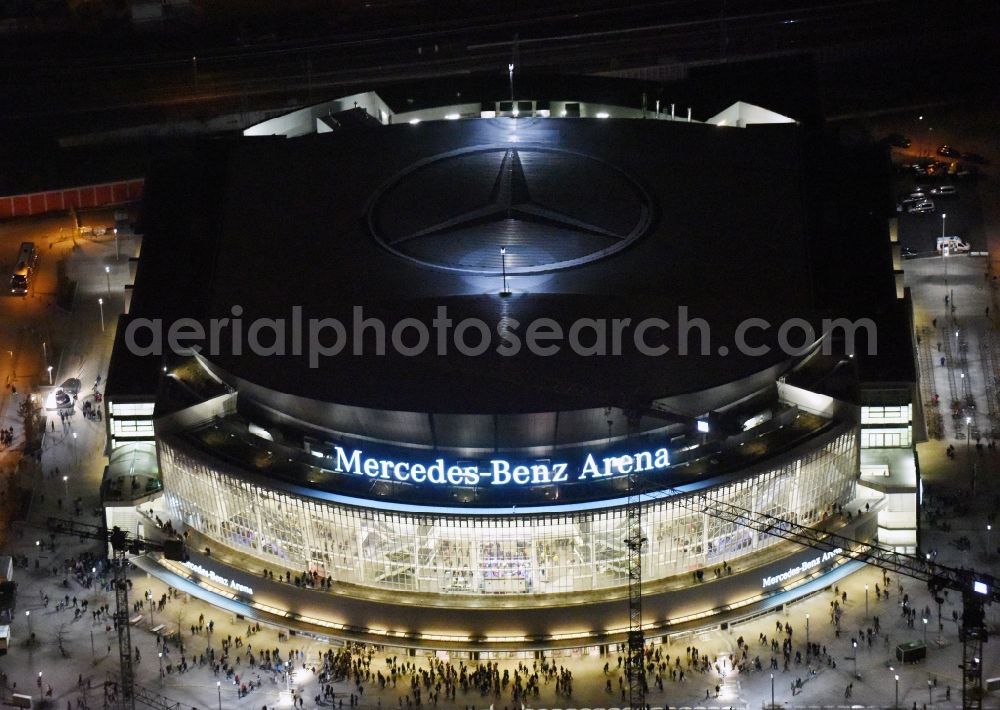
9, 242, 37, 295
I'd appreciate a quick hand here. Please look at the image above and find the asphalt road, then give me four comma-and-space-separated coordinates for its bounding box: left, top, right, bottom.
2, 0, 999, 140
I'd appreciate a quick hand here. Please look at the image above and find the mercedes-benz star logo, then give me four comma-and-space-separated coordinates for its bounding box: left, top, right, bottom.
367, 144, 653, 275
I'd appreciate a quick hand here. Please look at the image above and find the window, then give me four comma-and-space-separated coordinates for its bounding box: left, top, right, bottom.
110, 401, 155, 416
861, 405, 910, 425
112, 418, 154, 438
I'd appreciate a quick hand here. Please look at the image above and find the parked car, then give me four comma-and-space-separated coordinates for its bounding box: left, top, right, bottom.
937, 145, 961, 158
885, 133, 912, 148
907, 199, 935, 214
953, 164, 980, 180
929, 185, 957, 197
961, 152, 990, 165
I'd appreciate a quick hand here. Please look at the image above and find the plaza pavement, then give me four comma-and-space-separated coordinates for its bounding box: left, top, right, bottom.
1, 236, 1000, 710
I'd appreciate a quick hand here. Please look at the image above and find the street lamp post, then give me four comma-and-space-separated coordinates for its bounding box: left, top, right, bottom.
98, 298, 105, 332
62, 475, 68, 499
771, 672, 774, 709
988, 523, 993, 558
895, 673, 900, 708
38, 672, 42, 705
105, 265, 111, 298
928, 679, 933, 705
942, 212, 951, 301
941, 212, 947, 239
72, 431, 78, 471
508, 63, 515, 105
114, 227, 119, 261
159, 652, 163, 687
853, 640, 858, 679
25, 610, 31, 637
217, 680, 222, 710
47, 365, 52, 385
966, 416, 974, 491
923, 616, 928, 643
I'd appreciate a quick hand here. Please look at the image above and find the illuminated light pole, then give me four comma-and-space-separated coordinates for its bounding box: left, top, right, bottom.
500, 247, 511, 296
928, 679, 933, 705
98, 298, 105, 332
895, 673, 900, 708
105, 265, 111, 298
62, 475, 68, 499
988, 523, 993, 559
966, 416, 973, 492
923, 616, 928, 644
159, 652, 163, 687
217, 680, 221, 710
72, 431, 78, 472
47, 365, 53, 385
42, 340, 47, 367
853, 640, 858, 679
25, 610, 31, 637
508, 63, 515, 106
114, 227, 119, 261
942, 212, 950, 300
38, 671, 42, 705
770, 672, 774, 709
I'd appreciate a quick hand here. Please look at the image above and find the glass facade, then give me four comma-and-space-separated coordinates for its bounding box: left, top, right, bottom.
161, 431, 857, 598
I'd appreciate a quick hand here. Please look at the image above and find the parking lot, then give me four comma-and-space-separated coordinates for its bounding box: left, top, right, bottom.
894, 169, 987, 256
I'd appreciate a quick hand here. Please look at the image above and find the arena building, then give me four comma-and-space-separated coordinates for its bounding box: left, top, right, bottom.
103, 69, 919, 653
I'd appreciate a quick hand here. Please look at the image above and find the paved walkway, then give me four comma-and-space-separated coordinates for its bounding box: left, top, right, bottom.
2, 236, 1000, 710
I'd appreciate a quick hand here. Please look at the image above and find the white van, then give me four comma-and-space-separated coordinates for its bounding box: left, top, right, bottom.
937, 236, 970, 254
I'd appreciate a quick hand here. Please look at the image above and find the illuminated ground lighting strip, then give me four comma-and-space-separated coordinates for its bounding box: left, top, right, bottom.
160, 554, 854, 645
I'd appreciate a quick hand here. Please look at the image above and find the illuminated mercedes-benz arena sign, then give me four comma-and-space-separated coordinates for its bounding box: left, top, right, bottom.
319, 443, 670, 486
107, 77, 916, 652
